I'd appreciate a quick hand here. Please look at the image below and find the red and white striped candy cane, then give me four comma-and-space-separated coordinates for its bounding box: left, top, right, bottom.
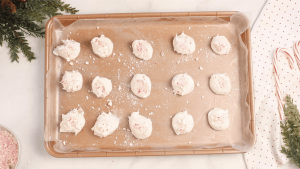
273, 48, 295, 120
294, 41, 300, 69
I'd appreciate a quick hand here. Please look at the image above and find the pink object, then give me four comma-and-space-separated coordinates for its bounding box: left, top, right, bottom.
273, 48, 295, 120
0, 129, 19, 169
294, 41, 300, 69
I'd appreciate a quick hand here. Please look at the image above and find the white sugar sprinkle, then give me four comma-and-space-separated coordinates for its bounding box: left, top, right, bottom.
107, 100, 112, 107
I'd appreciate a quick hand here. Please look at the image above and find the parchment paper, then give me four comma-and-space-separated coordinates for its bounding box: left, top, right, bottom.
45, 12, 254, 153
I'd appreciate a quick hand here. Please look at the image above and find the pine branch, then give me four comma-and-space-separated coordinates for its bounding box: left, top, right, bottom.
280, 95, 300, 168
0, 28, 4, 46
14, 30, 36, 62
16, 1, 48, 23
0, 0, 78, 62
1, 10, 45, 38
48, 0, 79, 15
8, 39, 19, 63
6, 23, 35, 62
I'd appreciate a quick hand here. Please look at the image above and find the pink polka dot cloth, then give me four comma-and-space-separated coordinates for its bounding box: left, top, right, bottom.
244, 0, 300, 168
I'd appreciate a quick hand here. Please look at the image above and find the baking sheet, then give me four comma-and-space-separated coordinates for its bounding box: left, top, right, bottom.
45, 12, 254, 155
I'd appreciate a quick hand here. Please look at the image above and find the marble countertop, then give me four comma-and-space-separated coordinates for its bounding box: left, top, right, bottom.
0, 0, 267, 168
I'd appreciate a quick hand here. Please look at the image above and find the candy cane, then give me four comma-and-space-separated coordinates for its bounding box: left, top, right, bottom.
294, 41, 300, 69
273, 48, 295, 120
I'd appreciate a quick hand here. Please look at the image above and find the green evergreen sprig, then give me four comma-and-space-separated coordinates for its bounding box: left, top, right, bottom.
0, 0, 78, 62
281, 95, 300, 168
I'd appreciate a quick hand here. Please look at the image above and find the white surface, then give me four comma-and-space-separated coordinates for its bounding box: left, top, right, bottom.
0, 0, 270, 169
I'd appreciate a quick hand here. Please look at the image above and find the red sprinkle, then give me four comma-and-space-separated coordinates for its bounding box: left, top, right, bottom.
0, 130, 19, 169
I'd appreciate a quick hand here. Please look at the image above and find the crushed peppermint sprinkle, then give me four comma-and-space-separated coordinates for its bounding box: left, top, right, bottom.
69, 61, 74, 66
85, 61, 89, 65
199, 67, 203, 70
107, 100, 112, 107
0, 129, 19, 169
160, 52, 164, 56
